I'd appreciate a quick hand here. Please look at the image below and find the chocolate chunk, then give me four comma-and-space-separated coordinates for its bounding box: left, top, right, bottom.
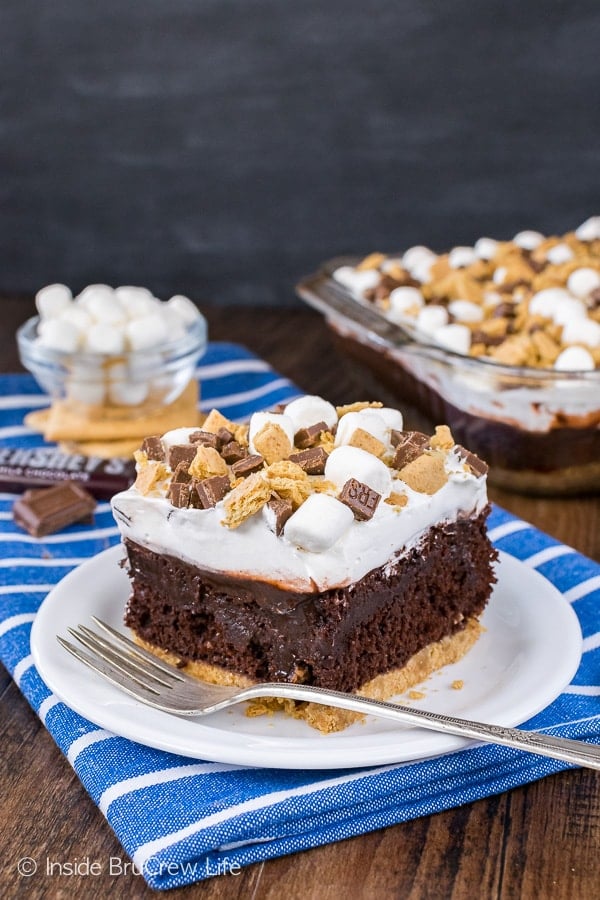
288, 447, 328, 475
471, 330, 506, 347
167, 444, 197, 470
525, 255, 546, 274
231, 454, 264, 477
588, 287, 600, 311
189, 430, 219, 449
266, 496, 293, 535
339, 478, 381, 521
392, 432, 430, 469
12, 482, 96, 537
456, 446, 489, 477
294, 421, 329, 449
364, 273, 419, 303
171, 462, 192, 483
221, 441, 248, 464
216, 427, 235, 447
194, 474, 231, 509
492, 301, 517, 319
141, 435, 164, 461
167, 482, 191, 508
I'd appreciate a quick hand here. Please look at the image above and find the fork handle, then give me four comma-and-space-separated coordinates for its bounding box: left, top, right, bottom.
238, 683, 600, 770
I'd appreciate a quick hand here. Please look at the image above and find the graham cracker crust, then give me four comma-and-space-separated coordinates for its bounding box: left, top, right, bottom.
133, 617, 483, 733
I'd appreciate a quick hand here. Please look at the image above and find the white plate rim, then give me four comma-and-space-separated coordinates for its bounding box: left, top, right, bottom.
30, 546, 583, 770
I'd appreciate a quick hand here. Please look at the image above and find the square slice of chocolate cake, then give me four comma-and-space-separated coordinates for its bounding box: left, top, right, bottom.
111, 396, 497, 732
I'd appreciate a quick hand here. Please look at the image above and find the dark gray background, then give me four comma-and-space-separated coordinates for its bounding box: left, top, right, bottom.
2, 0, 599, 305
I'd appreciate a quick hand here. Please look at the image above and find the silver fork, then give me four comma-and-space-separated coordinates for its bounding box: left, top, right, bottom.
58, 618, 600, 770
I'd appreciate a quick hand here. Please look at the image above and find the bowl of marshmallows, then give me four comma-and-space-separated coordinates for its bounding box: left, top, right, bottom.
17, 283, 207, 418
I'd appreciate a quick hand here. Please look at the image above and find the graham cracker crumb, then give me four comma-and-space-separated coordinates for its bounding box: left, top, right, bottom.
221, 471, 271, 528
252, 422, 293, 465
133, 619, 483, 734
430, 424, 454, 450
265, 460, 312, 508
398, 452, 448, 494
203, 410, 249, 446
348, 427, 387, 458
134, 459, 170, 496
316, 431, 336, 454
385, 491, 409, 509
356, 252, 386, 270
189, 445, 229, 479
451, 679, 464, 690
336, 401, 383, 417
408, 690, 426, 700
308, 477, 337, 494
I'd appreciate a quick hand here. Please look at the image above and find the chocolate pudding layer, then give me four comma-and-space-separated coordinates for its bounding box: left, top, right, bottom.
124, 508, 496, 694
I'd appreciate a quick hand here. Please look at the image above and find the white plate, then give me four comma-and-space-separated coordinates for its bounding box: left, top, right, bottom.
31, 546, 582, 770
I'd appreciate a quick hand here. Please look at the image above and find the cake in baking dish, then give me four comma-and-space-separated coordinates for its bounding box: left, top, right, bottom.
111, 396, 497, 732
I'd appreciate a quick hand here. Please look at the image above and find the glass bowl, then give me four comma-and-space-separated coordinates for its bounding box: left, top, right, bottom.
17, 313, 207, 421
297, 257, 600, 495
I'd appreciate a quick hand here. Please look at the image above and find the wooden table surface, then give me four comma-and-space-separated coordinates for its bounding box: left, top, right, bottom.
2, 299, 599, 899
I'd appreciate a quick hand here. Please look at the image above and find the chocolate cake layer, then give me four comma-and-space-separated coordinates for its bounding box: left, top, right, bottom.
124, 507, 496, 693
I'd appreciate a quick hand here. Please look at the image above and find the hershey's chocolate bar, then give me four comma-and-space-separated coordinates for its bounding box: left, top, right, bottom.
0, 446, 136, 499
13, 482, 97, 537
339, 477, 381, 521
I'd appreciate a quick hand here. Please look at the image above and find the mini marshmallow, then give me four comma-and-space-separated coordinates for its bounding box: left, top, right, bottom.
433, 323, 472, 355
66, 379, 106, 406
415, 305, 449, 334
448, 246, 477, 269
75, 284, 114, 311
513, 230, 544, 250
387, 286, 424, 322
37, 318, 81, 353
283, 493, 354, 553
166, 295, 201, 325
380, 257, 404, 273
492, 266, 508, 285
84, 291, 126, 326
529, 288, 573, 318
332, 266, 380, 296
375, 407, 404, 433
410, 257, 437, 283
325, 446, 392, 497
127, 352, 163, 376
284, 396, 338, 431
335, 410, 388, 448
401, 246, 436, 271
575, 216, 600, 242
59, 305, 93, 331
474, 237, 499, 260
561, 317, 600, 348
448, 299, 484, 323
551, 297, 587, 326
35, 283, 73, 319
115, 286, 160, 318
249, 412, 295, 454
554, 346, 595, 371
125, 312, 169, 351
161, 427, 201, 452
567, 267, 600, 298
85, 323, 126, 354
545, 243, 574, 265
483, 290, 503, 308
108, 380, 149, 406
160, 306, 188, 342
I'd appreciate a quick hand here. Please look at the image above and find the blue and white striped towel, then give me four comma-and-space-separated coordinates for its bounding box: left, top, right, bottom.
1, 342, 599, 890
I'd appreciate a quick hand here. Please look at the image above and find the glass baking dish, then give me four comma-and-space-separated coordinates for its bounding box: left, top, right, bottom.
297, 256, 600, 495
